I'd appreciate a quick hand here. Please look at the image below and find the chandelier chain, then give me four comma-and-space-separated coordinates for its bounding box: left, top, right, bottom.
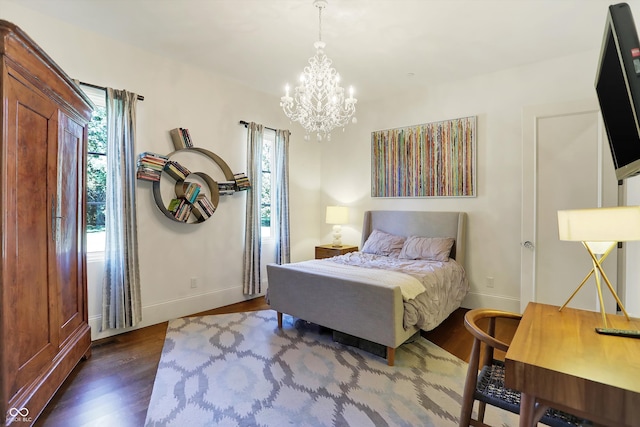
318, 2, 323, 42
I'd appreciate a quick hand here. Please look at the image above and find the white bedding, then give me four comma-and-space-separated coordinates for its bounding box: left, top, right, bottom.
323, 251, 469, 330
282, 258, 426, 301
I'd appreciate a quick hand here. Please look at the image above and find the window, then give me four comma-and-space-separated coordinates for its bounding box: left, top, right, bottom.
82, 86, 107, 252
261, 129, 275, 238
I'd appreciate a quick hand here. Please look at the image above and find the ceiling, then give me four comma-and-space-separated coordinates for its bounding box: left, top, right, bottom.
9, 0, 636, 102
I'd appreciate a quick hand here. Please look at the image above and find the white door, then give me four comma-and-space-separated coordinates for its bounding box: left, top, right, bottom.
521, 99, 619, 313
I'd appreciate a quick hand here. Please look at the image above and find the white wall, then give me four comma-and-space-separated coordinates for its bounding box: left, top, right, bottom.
322, 50, 603, 312
1, 1, 323, 340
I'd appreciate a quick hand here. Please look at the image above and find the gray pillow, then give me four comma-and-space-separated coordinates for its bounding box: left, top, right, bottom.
361, 229, 406, 257
399, 236, 454, 261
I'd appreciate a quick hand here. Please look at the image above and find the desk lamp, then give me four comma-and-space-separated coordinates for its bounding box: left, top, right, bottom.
557, 206, 640, 336
325, 206, 348, 247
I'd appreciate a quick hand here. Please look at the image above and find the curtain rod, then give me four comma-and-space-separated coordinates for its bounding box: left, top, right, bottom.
239, 120, 280, 133
78, 80, 145, 101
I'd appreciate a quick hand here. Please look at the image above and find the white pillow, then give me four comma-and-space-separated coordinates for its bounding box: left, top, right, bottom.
399, 236, 455, 262
361, 229, 406, 257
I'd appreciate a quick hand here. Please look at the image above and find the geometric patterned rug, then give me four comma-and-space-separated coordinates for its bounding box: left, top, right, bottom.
144, 310, 517, 427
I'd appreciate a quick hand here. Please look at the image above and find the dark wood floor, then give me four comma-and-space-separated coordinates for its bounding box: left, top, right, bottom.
35, 298, 516, 427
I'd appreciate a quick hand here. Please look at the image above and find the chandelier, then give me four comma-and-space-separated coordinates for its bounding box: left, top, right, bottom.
280, 0, 357, 141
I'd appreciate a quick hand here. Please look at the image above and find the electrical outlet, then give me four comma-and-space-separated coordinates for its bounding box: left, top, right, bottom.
486, 276, 494, 288
190, 277, 198, 289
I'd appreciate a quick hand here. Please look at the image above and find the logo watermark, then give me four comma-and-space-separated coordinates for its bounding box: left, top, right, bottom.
7, 407, 32, 423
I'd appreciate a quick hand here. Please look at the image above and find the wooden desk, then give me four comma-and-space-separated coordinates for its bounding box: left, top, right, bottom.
505, 302, 640, 427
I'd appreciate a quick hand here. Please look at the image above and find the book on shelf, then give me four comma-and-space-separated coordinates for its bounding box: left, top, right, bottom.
163, 160, 191, 181
137, 151, 168, 166
176, 203, 192, 222
167, 198, 192, 222
177, 181, 201, 203
193, 195, 216, 221
195, 194, 216, 217
181, 128, 193, 147
233, 172, 251, 190
136, 168, 161, 182
218, 181, 236, 195
167, 198, 181, 212
138, 159, 165, 170
136, 151, 169, 181
169, 127, 194, 150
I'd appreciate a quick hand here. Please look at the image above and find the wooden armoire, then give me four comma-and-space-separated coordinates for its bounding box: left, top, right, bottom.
0, 21, 92, 426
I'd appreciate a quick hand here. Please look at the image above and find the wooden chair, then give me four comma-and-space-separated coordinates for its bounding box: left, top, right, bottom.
459, 308, 592, 427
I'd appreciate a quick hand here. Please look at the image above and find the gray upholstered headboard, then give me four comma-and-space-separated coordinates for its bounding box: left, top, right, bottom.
361, 210, 467, 267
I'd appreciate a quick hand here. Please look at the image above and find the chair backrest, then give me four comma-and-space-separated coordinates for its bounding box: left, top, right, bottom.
464, 309, 521, 367
459, 309, 522, 427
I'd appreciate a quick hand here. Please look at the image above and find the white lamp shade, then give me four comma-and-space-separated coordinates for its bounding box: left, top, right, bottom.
326, 206, 349, 225
557, 206, 640, 242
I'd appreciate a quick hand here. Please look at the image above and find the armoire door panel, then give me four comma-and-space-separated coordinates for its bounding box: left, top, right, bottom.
56, 113, 85, 345
9, 73, 59, 397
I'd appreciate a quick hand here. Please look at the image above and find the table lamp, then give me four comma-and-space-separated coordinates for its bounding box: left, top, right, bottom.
326, 206, 348, 247
557, 206, 640, 333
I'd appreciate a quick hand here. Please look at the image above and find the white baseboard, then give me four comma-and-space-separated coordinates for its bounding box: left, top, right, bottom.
461, 291, 521, 313
89, 286, 265, 341
88, 288, 520, 340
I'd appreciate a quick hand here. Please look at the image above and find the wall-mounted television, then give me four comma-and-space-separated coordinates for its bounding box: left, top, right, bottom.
596, 2, 640, 181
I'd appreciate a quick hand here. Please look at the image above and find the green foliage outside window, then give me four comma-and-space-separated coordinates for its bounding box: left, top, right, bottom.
261, 140, 272, 228
87, 106, 107, 232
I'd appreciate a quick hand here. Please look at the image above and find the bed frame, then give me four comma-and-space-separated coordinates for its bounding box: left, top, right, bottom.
266, 210, 466, 365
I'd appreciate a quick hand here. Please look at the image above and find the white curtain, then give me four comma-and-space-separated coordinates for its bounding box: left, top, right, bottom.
243, 122, 263, 295
274, 129, 290, 264
102, 88, 142, 330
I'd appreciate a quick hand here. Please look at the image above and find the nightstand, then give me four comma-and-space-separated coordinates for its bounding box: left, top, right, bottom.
315, 244, 358, 259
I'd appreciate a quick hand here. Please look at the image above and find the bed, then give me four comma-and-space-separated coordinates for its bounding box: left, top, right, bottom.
266, 210, 468, 365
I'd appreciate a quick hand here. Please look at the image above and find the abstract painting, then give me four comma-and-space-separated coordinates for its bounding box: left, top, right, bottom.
372, 116, 476, 197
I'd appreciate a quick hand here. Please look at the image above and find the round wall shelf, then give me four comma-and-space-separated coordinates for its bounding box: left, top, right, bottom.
151, 147, 236, 224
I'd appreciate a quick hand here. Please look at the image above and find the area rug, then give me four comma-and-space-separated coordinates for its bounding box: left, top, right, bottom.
144, 310, 517, 427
